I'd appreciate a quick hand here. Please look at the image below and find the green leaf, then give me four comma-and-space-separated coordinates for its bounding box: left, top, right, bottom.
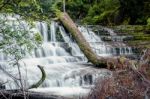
19, 2, 30, 7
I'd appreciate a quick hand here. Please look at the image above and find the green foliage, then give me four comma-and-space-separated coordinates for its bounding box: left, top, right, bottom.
118, 0, 145, 24
0, 0, 60, 21
64, 0, 120, 25
84, 0, 119, 25
147, 18, 150, 26
63, 0, 150, 25
0, 14, 41, 61
112, 25, 150, 48
0, 0, 149, 25
34, 33, 42, 44
63, 0, 89, 19
0, 0, 47, 90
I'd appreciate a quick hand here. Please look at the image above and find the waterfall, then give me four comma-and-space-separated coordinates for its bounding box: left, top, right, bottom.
50, 21, 56, 42
103, 27, 133, 55
41, 22, 48, 42
78, 26, 112, 56
59, 26, 83, 56
35, 22, 48, 42
0, 18, 133, 98
0, 21, 91, 90
78, 25, 133, 56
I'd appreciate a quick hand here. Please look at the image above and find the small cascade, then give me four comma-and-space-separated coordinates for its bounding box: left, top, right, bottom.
59, 26, 72, 42
28, 22, 86, 64
41, 22, 48, 42
0, 53, 7, 61
103, 27, 133, 55
78, 25, 133, 56
103, 27, 116, 36
59, 26, 84, 56
103, 27, 124, 42
78, 26, 112, 56
35, 22, 42, 34
78, 26, 102, 42
50, 21, 56, 42
35, 22, 48, 42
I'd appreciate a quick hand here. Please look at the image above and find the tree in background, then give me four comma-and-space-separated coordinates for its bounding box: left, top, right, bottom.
63, 0, 150, 25
117, 0, 144, 24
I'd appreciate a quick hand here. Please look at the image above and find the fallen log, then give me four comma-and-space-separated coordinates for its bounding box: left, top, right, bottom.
58, 12, 108, 67
0, 91, 67, 99
57, 12, 135, 68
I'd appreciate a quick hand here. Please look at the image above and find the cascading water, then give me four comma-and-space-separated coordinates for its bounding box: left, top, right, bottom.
0, 18, 112, 98
0, 16, 133, 98
59, 26, 84, 56
50, 21, 56, 42
78, 26, 111, 56
78, 25, 133, 56
103, 27, 133, 55
41, 22, 48, 42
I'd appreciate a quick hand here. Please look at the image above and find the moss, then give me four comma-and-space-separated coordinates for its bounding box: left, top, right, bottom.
111, 25, 150, 50
34, 33, 42, 44
133, 35, 150, 40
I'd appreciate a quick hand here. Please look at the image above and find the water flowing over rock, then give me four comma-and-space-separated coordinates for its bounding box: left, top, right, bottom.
0, 15, 134, 98
78, 25, 133, 56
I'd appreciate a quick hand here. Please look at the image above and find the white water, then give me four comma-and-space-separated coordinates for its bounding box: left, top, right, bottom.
103, 27, 133, 55
0, 18, 132, 98
59, 26, 83, 56
78, 26, 133, 56
50, 21, 56, 42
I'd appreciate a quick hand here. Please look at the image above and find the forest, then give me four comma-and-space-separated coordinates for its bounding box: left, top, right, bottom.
0, 0, 150, 99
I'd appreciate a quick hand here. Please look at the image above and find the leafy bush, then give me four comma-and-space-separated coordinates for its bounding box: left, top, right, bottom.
147, 18, 150, 26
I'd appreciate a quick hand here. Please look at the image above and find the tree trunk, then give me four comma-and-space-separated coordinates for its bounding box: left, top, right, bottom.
58, 12, 109, 67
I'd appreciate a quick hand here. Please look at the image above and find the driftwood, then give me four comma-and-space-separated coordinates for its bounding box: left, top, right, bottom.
29, 65, 46, 89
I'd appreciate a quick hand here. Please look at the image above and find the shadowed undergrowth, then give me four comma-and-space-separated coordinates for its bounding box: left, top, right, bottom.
86, 49, 150, 99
